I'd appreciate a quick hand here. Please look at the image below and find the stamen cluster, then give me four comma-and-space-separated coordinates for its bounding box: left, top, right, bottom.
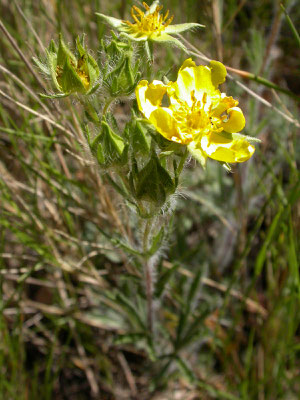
125, 3, 173, 36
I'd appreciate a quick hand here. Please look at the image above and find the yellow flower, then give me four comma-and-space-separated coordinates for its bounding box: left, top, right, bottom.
96, 1, 204, 51
136, 59, 257, 166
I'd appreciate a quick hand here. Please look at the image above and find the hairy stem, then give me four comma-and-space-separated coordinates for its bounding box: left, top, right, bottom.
143, 219, 154, 335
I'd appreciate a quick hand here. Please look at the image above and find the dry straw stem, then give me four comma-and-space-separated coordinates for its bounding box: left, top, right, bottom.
0, 19, 46, 89
0, 89, 76, 138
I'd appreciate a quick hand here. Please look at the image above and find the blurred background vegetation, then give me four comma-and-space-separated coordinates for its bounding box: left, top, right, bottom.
0, 0, 299, 399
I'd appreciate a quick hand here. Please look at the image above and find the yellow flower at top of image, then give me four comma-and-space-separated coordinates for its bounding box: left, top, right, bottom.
96, 1, 204, 51
136, 59, 258, 166
124, 2, 174, 39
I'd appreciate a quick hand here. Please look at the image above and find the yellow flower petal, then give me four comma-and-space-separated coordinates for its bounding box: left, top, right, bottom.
212, 95, 238, 117
221, 107, 245, 133
200, 132, 255, 163
209, 60, 227, 88
149, 107, 179, 142
136, 58, 257, 166
135, 79, 167, 119
179, 58, 196, 71
175, 63, 218, 104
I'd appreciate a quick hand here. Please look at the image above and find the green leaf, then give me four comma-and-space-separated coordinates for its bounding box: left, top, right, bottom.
113, 333, 146, 345
148, 227, 164, 256
155, 262, 179, 298
175, 356, 195, 383
176, 269, 202, 346
114, 292, 146, 330
255, 206, 284, 276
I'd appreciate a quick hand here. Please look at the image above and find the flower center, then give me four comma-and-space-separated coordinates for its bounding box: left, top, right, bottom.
171, 91, 222, 144
124, 3, 173, 36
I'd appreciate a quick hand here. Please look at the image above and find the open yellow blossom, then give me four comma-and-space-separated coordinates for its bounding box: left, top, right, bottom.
96, 1, 204, 51
136, 59, 257, 166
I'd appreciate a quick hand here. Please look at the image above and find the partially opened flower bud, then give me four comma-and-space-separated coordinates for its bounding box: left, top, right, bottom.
34, 35, 100, 97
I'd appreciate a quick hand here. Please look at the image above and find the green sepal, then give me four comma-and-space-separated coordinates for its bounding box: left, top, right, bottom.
187, 142, 207, 169
75, 36, 86, 57
32, 57, 50, 75
129, 119, 151, 155
84, 101, 100, 123
119, 144, 129, 166
151, 33, 188, 53
136, 153, 175, 205
101, 120, 125, 159
217, 130, 261, 144
39, 92, 70, 99
57, 33, 76, 67
76, 36, 100, 91
48, 39, 57, 53
45, 49, 61, 92
165, 22, 205, 34
86, 54, 100, 89
61, 56, 86, 93
219, 162, 232, 172
86, 82, 100, 95
96, 142, 105, 164
95, 13, 123, 29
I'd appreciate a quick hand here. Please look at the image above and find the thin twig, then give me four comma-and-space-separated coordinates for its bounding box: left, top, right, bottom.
117, 353, 138, 397
0, 19, 46, 89
0, 89, 76, 137
12, 0, 46, 52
